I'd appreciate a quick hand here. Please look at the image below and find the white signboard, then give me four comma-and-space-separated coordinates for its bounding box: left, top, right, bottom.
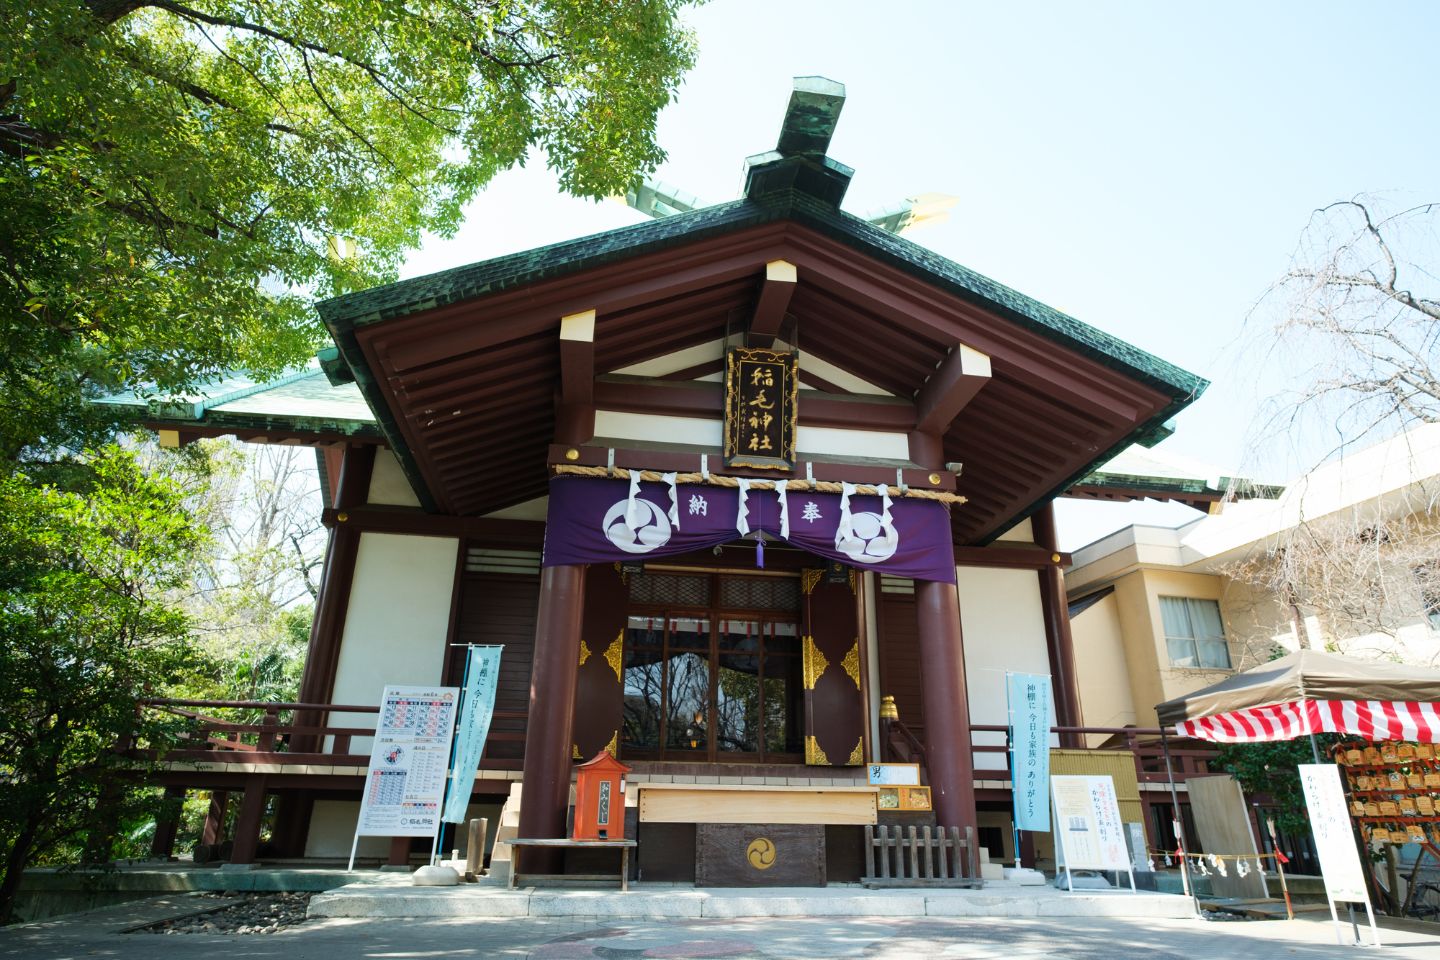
867, 763, 921, 786
1051, 775, 1133, 890
1298, 763, 1380, 946
354, 686, 459, 840
1299, 764, 1368, 902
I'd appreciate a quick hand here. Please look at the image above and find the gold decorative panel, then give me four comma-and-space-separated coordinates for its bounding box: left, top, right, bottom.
801, 569, 823, 595
578, 642, 591, 668
603, 631, 623, 682
840, 641, 861, 689
802, 635, 829, 690
805, 735, 831, 766
846, 738, 865, 766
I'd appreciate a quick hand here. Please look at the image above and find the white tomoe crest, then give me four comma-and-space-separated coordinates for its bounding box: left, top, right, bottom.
602, 498, 672, 554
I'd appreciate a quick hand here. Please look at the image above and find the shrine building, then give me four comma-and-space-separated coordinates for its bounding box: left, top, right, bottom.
111, 78, 1215, 876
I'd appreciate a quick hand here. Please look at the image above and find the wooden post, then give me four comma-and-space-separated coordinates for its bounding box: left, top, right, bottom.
149, 786, 185, 860
1033, 503, 1082, 746
201, 790, 229, 847
878, 695, 898, 763
914, 578, 978, 837
387, 837, 411, 868
518, 563, 587, 874
293, 444, 376, 751
228, 777, 268, 865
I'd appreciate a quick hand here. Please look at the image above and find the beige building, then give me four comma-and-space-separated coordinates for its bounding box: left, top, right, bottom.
1068, 424, 1440, 743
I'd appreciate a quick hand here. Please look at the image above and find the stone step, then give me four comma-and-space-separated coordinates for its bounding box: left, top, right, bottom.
308, 878, 1196, 920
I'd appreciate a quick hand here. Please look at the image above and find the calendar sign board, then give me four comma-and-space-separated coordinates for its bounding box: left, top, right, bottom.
355, 685, 459, 838
1051, 774, 1133, 887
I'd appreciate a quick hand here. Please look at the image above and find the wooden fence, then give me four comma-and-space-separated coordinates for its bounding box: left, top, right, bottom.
862, 824, 981, 888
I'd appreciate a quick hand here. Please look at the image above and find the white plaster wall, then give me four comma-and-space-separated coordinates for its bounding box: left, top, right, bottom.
368, 448, 421, 506
593, 410, 909, 462
304, 800, 390, 859
329, 532, 459, 753
994, 518, 1035, 543
955, 566, 1054, 771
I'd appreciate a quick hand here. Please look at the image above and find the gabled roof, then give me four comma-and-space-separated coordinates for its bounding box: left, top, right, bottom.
317, 189, 1204, 405
310, 78, 1207, 543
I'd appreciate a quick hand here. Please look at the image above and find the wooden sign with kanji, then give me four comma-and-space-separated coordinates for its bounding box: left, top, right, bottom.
724, 347, 798, 470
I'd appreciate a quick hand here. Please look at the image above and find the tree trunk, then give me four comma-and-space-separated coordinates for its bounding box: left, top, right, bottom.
0, 817, 43, 925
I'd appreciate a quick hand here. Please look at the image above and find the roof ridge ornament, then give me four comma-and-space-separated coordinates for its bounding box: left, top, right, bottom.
743, 76, 853, 207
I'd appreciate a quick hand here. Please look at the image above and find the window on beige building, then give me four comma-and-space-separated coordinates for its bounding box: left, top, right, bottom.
1159, 596, 1230, 669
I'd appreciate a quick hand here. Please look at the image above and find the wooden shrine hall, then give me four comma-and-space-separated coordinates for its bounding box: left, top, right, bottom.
116, 77, 1211, 878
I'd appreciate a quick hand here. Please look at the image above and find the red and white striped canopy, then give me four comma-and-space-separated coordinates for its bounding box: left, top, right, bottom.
1158, 650, 1440, 744
1176, 699, 1440, 744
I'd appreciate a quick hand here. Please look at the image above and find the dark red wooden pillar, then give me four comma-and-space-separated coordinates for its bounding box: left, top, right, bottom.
294, 443, 376, 748
387, 837, 411, 867
518, 563, 587, 872
915, 578, 977, 836
149, 786, 185, 860
201, 790, 229, 847
229, 777, 268, 865
1033, 503, 1082, 747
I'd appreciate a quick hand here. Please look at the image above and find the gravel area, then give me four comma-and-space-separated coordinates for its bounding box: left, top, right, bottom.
133, 892, 311, 935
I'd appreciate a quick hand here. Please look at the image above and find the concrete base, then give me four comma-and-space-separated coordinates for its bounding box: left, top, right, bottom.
308, 876, 1196, 920
217, 863, 259, 872
1003, 867, 1047, 886
412, 865, 460, 886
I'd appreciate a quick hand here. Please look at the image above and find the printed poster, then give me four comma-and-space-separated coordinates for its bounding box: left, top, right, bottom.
355, 685, 458, 837
1007, 672, 1053, 832
1051, 774, 1130, 871
1299, 763, 1371, 904
442, 646, 503, 823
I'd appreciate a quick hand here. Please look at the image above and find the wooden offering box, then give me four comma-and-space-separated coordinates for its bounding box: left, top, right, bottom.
637, 784, 878, 825
573, 751, 631, 841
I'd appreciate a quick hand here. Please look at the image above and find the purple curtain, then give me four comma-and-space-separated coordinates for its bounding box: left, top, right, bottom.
542, 476, 955, 584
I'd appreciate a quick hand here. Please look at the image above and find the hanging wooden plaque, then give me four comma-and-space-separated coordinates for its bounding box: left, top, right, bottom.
724, 347, 798, 471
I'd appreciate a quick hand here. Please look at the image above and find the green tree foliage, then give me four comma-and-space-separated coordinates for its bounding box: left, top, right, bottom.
1213, 736, 1340, 836
0, 0, 697, 463
168, 441, 322, 708
0, 448, 207, 922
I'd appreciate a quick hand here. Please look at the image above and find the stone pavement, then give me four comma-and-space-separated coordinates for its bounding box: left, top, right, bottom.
6, 896, 1440, 960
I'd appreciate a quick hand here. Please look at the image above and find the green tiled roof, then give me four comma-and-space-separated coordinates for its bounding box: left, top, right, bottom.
317, 190, 1207, 404
94, 365, 380, 438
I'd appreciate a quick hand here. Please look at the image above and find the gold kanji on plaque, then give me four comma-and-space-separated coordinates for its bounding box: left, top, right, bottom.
724, 347, 797, 470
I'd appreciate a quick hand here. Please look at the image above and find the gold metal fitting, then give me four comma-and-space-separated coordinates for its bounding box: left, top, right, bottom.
336, 512, 349, 523
564, 448, 580, 461
879, 694, 899, 720
927, 473, 941, 485
1051, 553, 1061, 563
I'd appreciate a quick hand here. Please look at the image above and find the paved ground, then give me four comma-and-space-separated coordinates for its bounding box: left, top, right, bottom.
5, 896, 1440, 960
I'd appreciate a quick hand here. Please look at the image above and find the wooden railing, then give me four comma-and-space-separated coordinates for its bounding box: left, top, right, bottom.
136, 698, 528, 768
875, 717, 1214, 784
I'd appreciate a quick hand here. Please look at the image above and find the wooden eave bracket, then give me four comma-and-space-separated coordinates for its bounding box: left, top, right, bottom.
557, 309, 596, 443
913, 343, 991, 435
748, 260, 798, 347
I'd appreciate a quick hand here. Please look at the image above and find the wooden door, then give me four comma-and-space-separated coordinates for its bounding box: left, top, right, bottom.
572, 563, 627, 761
801, 570, 865, 766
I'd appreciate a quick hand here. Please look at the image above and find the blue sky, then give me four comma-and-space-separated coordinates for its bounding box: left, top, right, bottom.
399, 1, 1440, 548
